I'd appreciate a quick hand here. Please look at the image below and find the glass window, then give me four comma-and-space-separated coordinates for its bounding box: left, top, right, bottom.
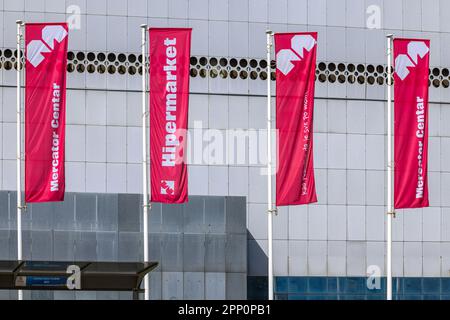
423, 278, 441, 294
308, 277, 327, 293
275, 277, 288, 293
403, 278, 422, 294
288, 277, 307, 294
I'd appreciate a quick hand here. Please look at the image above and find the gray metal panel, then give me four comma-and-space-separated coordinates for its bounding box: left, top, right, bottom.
119, 292, 133, 300
30, 202, 55, 231
53, 231, 77, 261
226, 273, 247, 300
96, 231, 118, 261
225, 197, 246, 234
31, 231, 53, 260
21, 230, 32, 260
149, 271, 162, 300
53, 231, 76, 261
149, 203, 162, 233
161, 204, 184, 233
54, 291, 76, 300
97, 193, 118, 231
183, 197, 205, 233
226, 234, 247, 273
184, 272, 205, 300
205, 272, 226, 300
118, 194, 141, 232
53, 194, 76, 231
160, 233, 183, 272
162, 272, 183, 300
183, 234, 206, 272
95, 291, 120, 300
0, 290, 11, 300
118, 232, 142, 262
31, 290, 54, 300
75, 232, 97, 261
0, 192, 10, 229
205, 196, 226, 234
0, 230, 30, 260
0, 230, 11, 260
75, 292, 97, 300
75, 194, 97, 231
148, 233, 162, 262
205, 234, 226, 272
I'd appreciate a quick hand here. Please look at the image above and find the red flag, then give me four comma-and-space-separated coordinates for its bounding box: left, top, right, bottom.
149, 28, 191, 203
25, 23, 68, 203
394, 38, 430, 209
275, 32, 318, 206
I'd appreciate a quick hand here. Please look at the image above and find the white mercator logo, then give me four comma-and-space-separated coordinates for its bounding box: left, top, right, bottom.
276, 34, 316, 76
26, 25, 68, 67
161, 180, 175, 195
395, 41, 429, 81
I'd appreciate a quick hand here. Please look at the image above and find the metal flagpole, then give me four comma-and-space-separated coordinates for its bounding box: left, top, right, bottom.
266, 30, 274, 301
16, 20, 24, 301
386, 34, 394, 301
141, 24, 151, 301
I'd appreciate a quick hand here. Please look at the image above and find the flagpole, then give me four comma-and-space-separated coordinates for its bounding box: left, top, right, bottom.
141, 24, 150, 301
16, 20, 24, 301
266, 29, 274, 301
386, 34, 394, 301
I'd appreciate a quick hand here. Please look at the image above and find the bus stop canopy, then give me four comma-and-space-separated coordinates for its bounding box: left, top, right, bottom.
0, 260, 158, 297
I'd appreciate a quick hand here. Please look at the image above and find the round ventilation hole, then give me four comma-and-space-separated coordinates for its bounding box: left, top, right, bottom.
219, 58, 228, 67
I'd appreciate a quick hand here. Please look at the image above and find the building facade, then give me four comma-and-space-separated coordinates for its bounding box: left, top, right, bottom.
0, 0, 450, 299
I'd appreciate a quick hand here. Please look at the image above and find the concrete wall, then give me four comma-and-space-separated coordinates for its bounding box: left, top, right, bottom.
0, 192, 247, 299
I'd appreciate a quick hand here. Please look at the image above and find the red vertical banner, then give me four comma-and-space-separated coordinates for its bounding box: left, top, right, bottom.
25, 23, 68, 203
394, 38, 430, 209
275, 32, 318, 206
149, 28, 191, 204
